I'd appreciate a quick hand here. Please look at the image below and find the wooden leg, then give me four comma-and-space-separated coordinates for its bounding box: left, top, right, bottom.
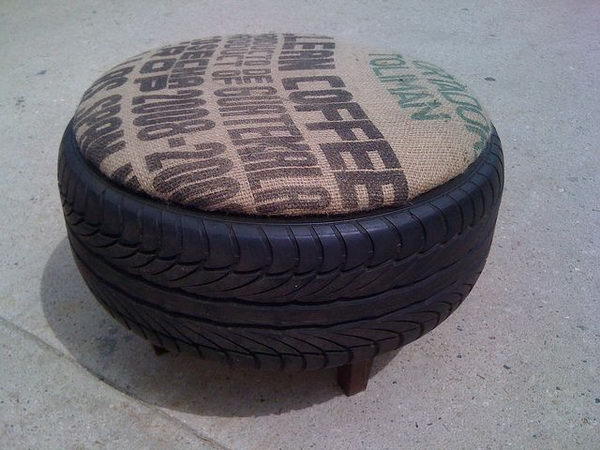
152, 344, 169, 356
337, 359, 373, 396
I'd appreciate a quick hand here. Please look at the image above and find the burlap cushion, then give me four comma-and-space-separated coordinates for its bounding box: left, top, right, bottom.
73, 34, 491, 216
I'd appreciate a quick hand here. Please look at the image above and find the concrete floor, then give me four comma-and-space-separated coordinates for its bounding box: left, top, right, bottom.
1, 0, 599, 448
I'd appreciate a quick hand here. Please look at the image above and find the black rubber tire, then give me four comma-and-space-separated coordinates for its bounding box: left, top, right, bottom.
58, 122, 504, 371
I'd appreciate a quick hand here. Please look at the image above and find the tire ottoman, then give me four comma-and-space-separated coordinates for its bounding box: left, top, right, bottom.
58, 34, 503, 395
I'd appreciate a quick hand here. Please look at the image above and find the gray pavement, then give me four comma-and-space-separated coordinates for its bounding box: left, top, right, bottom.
1, 0, 599, 449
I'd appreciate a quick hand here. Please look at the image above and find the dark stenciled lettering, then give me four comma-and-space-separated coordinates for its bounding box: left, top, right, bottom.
335, 171, 408, 209
218, 99, 286, 117
215, 85, 285, 117
73, 94, 126, 165
319, 141, 398, 171
140, 58, 176, 74
295, 102, 367, 121
281, 75, 344, 90
145, 142, 240, 209
110, 163, 140, 191
246, 167, 323, 190
82, 66, 135, 102
232, 135, 309, 152
214, 86, 277, 98
240, 145, 317, 172
282, 35, 335, 50
130, 86, 230, 207
254, 186, 331, 215
211, 59, 331, 214
134, 37, 221, 92
307, 120, 383, 141
282, 75, 409, 209
289, 88, 352, 104
279, 35, 335, 71
131, 89, 214, 141
212, 68, 273, 86
214, 34, 278, 68
226, 113, 302, 141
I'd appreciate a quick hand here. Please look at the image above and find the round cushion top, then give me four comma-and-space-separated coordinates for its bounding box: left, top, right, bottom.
73, 33, 492, 217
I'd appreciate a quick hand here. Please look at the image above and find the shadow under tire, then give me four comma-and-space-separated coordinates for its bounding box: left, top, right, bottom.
58, 123, 504, 371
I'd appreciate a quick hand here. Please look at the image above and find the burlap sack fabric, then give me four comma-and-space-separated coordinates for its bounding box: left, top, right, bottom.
73, 34, 491, 216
